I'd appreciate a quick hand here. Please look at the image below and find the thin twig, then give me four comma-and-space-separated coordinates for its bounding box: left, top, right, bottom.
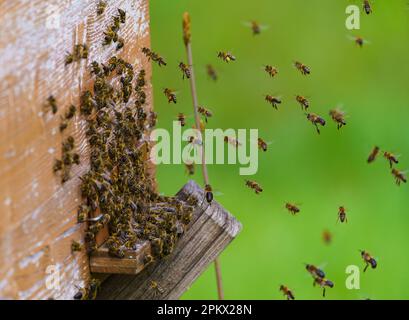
183, 12, 224, 300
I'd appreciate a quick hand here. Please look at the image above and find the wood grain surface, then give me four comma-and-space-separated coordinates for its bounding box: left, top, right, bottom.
0, 0, 152, 300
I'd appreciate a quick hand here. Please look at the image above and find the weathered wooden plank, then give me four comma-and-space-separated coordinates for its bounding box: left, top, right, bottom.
0, 0, 152, 300
96, 180, 242, 300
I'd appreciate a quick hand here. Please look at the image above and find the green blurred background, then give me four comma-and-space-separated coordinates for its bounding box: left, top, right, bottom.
149, 0, 409, 299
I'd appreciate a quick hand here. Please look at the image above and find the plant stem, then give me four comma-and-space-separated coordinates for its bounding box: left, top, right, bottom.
183, 12, 224, 300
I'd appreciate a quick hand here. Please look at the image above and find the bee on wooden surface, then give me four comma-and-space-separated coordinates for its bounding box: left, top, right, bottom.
53, 159, 63, 173
313, 277, 334, 297
65, 53, 74, 66
322, 229, 332, 245
77, 204, 90, 223
71, 240, 83, 253
285, 203, 300, 215
116, 37, 124, 51
62, 136, 75, 152
392, 168, 407, 186
103, 27, 117, 46
198, 106, 212, 122
61, 167, 71, 184
295, 95, 309, 110
265, 95, 282, 109
204, 184, 213, 203
185, 162, 195, 175
217, 51, 236, 63
163, 88, 177, 104
206, 64, 218, 81
360, 250, 377, 272
337, 206, 348, 223
59, 119, 68, 133
148, 111, 158, 128
264, 65, 278, 78
65, 105, 76, 120
118, 8, 126, 24
46, 95, 58, 114
177, 113, 186, 127
224, 136, 242, 148
363, 0, 372, 14
306, 113, 326, 134
294, 61, 311, 75
305, 264, 326, 279
367, 146, 380, 163
245, 180, 263, 194
74, 44, 88, 60
279, 285, 295, 300
150, 280, 164, 294
329, 108, 347, 129
383, 151, 399, 168
179, 62, 191, 79
96, 1, 106, 15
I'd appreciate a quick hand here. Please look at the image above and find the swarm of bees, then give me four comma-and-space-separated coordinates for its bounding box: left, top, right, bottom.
102, 9, 126, 51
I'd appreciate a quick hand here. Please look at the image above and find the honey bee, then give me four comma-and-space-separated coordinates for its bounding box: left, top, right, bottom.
46, 95, 58, 114
360, 250, 377, 272
363, 0, 372, 14
285, 203, 300, 215
178, 62, 191, 79
294, 61, 311, 75
118, 8, 126, 24
392, 168, 407, 186
279, 285, 295, 300
348, 35, 369, 48
198, 106, 212, 122
383, 151, 399, 168
65, 105, 76, 119
295, 95, 309, 110
163, 88, 177, 104
367, 146, 380, 163
217, 51, 236, 63
96, 1, 106, 15
150, 280, 164, 294
59, 119, 68, 132
74, 279, 100, 300
116, 37, 124, 51
53, 159, 63, 173
322, 229, 332, 245
257, 137, 270, 152
264, 65, 278, 78
141, 47, 167, 66
245, 180, 263, 194
305, 264, 326, 279
204, 184, 213, 203
177, 113, 186, 127
71, 240, 83, 252
337, 206, 348, 223
65, 53, 74, 66
313, 277, 334, 297
224, 136, 242, 148
265, 95, 282, 109
329, 108, 347, 129
306, 113, 326, 134
185, 162, 195, 175
206, 64, 218, 81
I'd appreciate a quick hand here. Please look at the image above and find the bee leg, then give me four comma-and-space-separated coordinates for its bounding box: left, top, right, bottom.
322, 288, 326, 297
363, 263, 368, 272
315, 124, 320, 135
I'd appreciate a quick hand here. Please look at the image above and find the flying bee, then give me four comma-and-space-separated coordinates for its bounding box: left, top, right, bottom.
383, 151, 399, 168
243, 20, 268, 35
71, 240, 83, 252
322, 229, 332, 245
141, 47, 167, 66
347, 35, 370, 48
245, 180, 263, 194
367, 146, 380, 163
305, 264, 326, 279
295, 95, 309, 110
337, 206, 348, 223
329, 108, 347, 129
264, 65, 278, 78
279, 285, 295, 300
217, 51, 236, 63
294, 61, 311, 75
360, 250, 377, 272
256, 137, 272, 152
185, 162, 195, 175
306, 113, 326, 134
313, 277, 334, 297
198, 106, 212, 122
206, 64, 218, 81
285, 203, 300, 215
150, 280, 164, 294
178, 62, 191, 79
46, 95, 58, 114
163, 88, 177, 104
224, 136, 242, 148
96, 1, 106, 15
265, 95, 282, 109
392, 168, 407, 186
363, 0, 372, 14
204, 184, 214, 203
177, 113, 186, 126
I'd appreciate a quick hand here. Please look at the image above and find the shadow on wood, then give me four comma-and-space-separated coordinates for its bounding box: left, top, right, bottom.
96, 180, 242, 299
